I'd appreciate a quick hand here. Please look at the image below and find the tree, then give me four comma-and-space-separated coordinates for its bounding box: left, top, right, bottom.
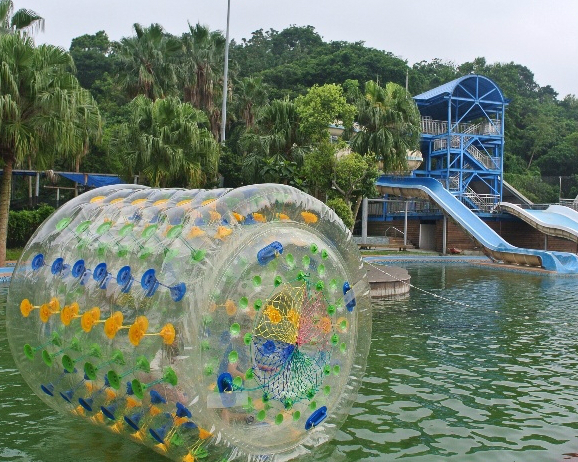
70, 31, 112, 90
110, 96, 219, 188
350, 80, 421, 172
233, 76, 268, 129
295, 83, 356, 141
239, 98, 307, 183
0, 0, 43, 36
0, 34, 96, 265
331, 151, 378, 230
115, 23, 180, 101
180, 23, 226, 140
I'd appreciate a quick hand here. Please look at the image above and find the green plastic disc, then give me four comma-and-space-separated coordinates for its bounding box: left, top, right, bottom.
239, 297, 248, 309
96, 221, 112, 235
107, 370, 121, 390
117, 245, 129, 257
293, 411, 301, 421
302, 255, 310, 267
62, 354, 75, 373
230, 323, 240, 336
321, 249, 329, 259
257, 410, 266, 421
75, 220, 91, 234
118, 223, 134, 237
139, 247, 152, 259
56, 217, 71, 231
254, 299, 262, 311
141, 224, 158, 239
275, 414, 284, 425
192, 249, 206, 262
164, 248, 178, 262
228, 350, 238, 363
84, 362, 97, 381
111, 350, 125, 365
163, 367, 178, 386
310, 243, 318, 254
51, 332, 62, 347
233, 376, 242, 389
167, 224, 183, 239
243, 333, 253, 345
136, 356, 151, 373
23, 344, 34, 361
131, 379, 144, 399
42, 350, 53, 367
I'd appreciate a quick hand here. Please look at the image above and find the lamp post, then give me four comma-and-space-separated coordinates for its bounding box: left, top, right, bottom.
220, 0, 231, 144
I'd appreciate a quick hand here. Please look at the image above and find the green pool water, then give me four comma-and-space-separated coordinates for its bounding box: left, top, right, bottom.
2, 264, 578, 461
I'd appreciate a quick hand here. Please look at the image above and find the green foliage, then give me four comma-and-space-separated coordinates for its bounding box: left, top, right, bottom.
7, 204, 54, 248
504, 173, 559, 203
332, 151, 378, 204
350, 81, 421, 171
295, 84, 355, 141
109, 95, 220, 187
326, 197, 354, 230
70, 31, 112, 90
302, 141, 335, 196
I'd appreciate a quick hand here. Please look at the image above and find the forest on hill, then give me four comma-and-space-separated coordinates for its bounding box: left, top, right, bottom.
66, 24, 578, 202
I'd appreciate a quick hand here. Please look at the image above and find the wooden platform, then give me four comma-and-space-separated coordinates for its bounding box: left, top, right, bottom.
366, 264, 410, 298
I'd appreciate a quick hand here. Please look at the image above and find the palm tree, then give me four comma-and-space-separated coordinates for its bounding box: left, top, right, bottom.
350, 80, 421, 172
112, 96, 219, 188
233, 76, 268, 129
115, 23, 180, 101
239, 98, 307, 183
180, 23, 226, 139
0, 34, 99, 265
0, 0, 43, 36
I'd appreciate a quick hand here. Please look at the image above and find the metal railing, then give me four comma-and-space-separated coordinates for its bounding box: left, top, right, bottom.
421, 117, 501, 136
368, 199, 441, 219
433, 136, 500, 170
385, 226, 405, 238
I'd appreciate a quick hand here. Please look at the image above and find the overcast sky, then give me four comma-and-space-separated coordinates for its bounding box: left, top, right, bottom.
16, 0, 578, 98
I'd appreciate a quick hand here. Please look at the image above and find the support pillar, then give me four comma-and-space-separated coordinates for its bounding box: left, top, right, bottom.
442, 215, 447, 254
361, 197, 368, 245
35, 172, 40, 205
404, 201, 408, 246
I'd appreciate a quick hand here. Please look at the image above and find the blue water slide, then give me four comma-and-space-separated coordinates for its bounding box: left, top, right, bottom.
500, 202, 578, 244
376, 176, 578, 274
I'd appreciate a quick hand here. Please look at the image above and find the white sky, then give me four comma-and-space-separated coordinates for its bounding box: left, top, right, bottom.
16, 0, 578, 98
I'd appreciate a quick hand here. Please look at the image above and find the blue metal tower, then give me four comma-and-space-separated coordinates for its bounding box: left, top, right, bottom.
413, 75, 508, 213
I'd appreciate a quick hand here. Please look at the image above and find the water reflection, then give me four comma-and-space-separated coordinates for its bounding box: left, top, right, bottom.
3, 265, 578, 461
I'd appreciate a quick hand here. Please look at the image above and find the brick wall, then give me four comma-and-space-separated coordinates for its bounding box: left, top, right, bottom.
367, 217, 577, 253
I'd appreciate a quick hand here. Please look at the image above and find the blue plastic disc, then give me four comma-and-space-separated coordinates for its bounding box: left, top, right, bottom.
170, 282, 186, 302
72, 260, 85, 278
93, 262, 107, 282
141, 268, 157, 290
117, 266, 132, 286
305, 406, 328, 430
51, 258, 64, 275
31, 253, 44, 271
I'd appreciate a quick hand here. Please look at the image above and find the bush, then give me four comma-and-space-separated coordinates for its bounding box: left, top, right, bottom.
326, 197, 354, 229
7, 204, 55, 248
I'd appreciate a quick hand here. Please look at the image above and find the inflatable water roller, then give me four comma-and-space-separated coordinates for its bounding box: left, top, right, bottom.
6, 184, 372, 461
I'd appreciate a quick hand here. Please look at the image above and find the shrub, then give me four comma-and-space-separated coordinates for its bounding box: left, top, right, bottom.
326, 197, 354, 229
7, 204, 55, 248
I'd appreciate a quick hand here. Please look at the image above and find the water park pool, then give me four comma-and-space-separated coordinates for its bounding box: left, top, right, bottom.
2, 263, 578, 461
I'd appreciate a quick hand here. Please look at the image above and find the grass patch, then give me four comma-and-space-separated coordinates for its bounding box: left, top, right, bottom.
6, 248, 23, 262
